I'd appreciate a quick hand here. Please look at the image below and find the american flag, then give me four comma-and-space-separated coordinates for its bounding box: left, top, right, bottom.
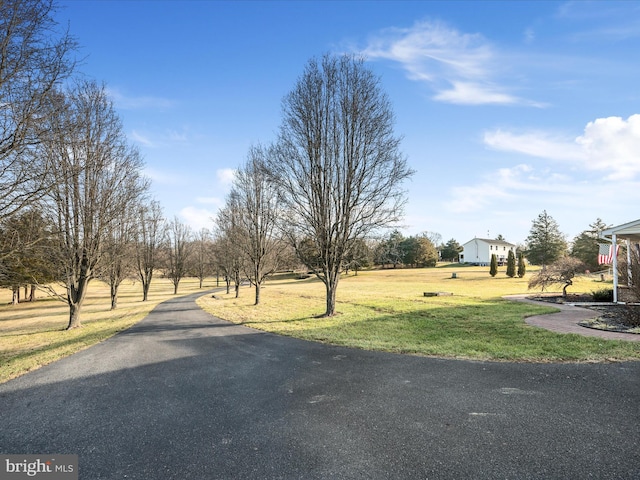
597, 243, 618, 265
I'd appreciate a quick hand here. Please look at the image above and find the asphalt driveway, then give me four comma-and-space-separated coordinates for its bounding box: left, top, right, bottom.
1, 290, 638, 479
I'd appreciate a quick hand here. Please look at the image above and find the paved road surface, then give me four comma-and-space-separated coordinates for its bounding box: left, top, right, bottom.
1, 291, 639, 479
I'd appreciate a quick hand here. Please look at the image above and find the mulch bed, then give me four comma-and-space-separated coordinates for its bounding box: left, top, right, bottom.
528, 294, 640, 335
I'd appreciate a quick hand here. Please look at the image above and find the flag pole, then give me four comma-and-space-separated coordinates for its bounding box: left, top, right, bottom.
612, 233, 618, 303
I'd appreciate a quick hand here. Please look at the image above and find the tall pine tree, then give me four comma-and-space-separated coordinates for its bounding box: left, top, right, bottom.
570, 218, 610, 271
525, 210, 567, 267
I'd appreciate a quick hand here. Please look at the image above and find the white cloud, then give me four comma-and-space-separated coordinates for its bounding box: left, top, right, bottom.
484, 114, 640, 180
107, 87, 175, 110
362, 19, 539, 106
128, 126, 194, 150
445, 160, 640, 242
435, 81, 522, 106
523, 27, 535, 45
143, 167, 187, 185
576, 114, 640, 180
216, 168, 236, 186
130, 130, 155, 148
196, 196, 224, 207
180, 206, 217, 232
447, 164, 536, 213
484, 129, 582, 161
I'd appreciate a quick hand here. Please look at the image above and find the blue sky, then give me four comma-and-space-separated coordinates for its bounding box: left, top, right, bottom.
56, 0, 640, 246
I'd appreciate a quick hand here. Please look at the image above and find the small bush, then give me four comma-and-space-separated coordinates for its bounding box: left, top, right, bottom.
622, 305, 640, 327
591, 288, 614, 302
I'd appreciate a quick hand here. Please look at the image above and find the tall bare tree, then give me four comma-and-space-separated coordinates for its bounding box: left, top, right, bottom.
99, 204, 138, 310
228, 145, 281, 305
215, 205, 244, 298
43, 81, 147, 329
166, 217, 192, 295
268, 54, 413, 316
0, 0, 76, 220
135, 200, 165, 301
192, 228, 214, 289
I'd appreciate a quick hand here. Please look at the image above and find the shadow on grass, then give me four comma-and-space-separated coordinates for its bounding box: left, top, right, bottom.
231, 298, 640, 362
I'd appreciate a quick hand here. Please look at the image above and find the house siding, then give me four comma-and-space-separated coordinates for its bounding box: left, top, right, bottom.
459, 238, 516, 266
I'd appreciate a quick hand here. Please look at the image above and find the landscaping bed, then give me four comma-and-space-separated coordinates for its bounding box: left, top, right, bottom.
529, 293, 640, 334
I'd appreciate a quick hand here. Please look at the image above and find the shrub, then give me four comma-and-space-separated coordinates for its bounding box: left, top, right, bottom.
517, 254, 526, 278
528, 256, 586, 296
591, 288, 614, 302
622, 305, 640, 327
490, 254, 498, 277
506, 250, 516, 278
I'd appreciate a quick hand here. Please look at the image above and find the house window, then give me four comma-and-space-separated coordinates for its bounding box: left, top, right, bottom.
490, 246, 493, 250
503, 246, 506, 251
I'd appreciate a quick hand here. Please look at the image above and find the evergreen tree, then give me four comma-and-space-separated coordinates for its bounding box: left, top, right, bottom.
525, 210, 567, 267
570, 218, 610, 271
490, 254, 498, 277
517, 253, 526, 278
506, 250, 516, 278
440, 238, 462, 262
375, 230, 404, 268
344, 238, 372, 275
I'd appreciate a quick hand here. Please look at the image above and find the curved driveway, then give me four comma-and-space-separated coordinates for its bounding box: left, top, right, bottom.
1, 291, 639, 479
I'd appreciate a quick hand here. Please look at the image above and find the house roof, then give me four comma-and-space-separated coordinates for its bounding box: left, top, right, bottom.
599, 218, 640, 242
464, 238, 516, 247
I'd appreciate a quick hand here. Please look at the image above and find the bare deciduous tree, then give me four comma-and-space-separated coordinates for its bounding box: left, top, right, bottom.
215, 205, 244, 298
43, 81, 147, 329
228, 145, 281, 305
192, 228, 214, 289
166, 217, 192, 295
135, 200, 165, 301
528, 256, 586, 297
99, 204, 138, 310
0, 0, 76, 220
267, 54, 414, 316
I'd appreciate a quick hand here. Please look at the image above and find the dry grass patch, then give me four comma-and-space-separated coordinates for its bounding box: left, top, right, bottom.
0, 278, 215, 383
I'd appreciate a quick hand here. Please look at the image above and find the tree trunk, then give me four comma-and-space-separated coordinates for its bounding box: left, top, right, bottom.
29, 285, 36, 301
142, 281, 150, 301
110, 283, 118, 310
254, 282, 261, 306
173, 281, 179, 295
67, 302, 82, 329
67, 277, 89, 329
199, 277, 203, 289
324, 273, 339, 317
12, 287, 19, 305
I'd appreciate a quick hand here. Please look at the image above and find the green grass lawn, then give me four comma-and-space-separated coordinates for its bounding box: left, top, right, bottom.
198, 265, 640, 363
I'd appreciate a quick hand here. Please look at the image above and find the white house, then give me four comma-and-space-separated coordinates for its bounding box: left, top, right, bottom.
459, 238, 516, 266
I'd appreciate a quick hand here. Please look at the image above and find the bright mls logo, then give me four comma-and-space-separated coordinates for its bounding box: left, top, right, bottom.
0, 455, 77, 480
